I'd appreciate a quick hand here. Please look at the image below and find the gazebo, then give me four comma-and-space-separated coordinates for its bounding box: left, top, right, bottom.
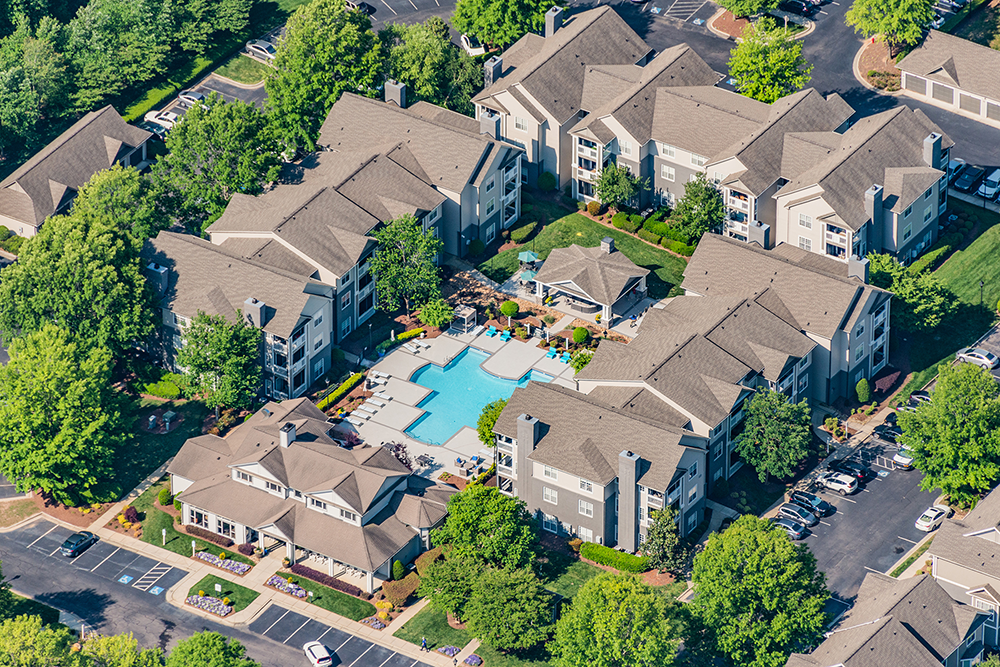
451, 304, 477, 334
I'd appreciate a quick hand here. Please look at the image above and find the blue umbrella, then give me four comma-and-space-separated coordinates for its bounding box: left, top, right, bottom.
518, 251, 539, 263
520, 270, 538, 281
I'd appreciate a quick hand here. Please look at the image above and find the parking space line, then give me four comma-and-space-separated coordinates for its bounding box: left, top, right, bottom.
350, 645, 374, 666
336, 636, 354, 651
409, 661, 419, 667
377, 654, 395, 667
407, 0, 417, 9
819, 521, 832, 526
819, 9, 828, 13
25, 525, 57, 549
48, 545, 63, 556
315, 627, 332, 643
91, 547, 120, 572
262, 609, 290, 636
898, 536, 918, 545
283, 619, 311, 644
379, 0, 397, 14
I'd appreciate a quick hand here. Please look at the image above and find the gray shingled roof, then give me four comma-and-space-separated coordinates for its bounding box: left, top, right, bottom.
785, 616, 941, 667
898, 30, 1000, 102
143, 232, 329, 338
0, 106, 151, 226
647, 86, 770, 158
929, 487, 1000, 579
585, 386, 692, 428
533, 244, 649, 307
494, 382, 705, 490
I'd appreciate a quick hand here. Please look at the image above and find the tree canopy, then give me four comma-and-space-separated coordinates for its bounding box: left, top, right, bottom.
716, 0, 779, 18
175, 311, 263, 414
71, 164, 165, 242
867, 252, 955, 332
80, 632, 165, 667
673, 172, 724, 242
417, 552, 480, 621
846, 0, 936, 53
728, 19, 813, 104
594, 163, 646, 212
554, 572, 681, 667
734, 389, 812, 483
476, 398, 508, 447
643, 506, 687, 574
0, 614, 81, 666
452, 0, 556, 48
692, 515, 828, 667
370, 214, 444, 316
165, 632, 260, 667
900, 362, 1000, 505
265, 0, 384, 152
466, 567, 553, 651
0, 324, 127, 505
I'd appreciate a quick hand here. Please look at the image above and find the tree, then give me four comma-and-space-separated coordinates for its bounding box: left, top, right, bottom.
380, 18, 482, 115
0, 66, 40, 159
265, 0, 384, 152
866, 253, 954, 332
0, 325, 127, 505
0, 614, 79, 666
417, 553, 479, 621
71, 165, 165, 242
570, 350, 593, 375
554, 572, 681, 667
150, 95, 281, 233
417, 298, 454, 328
692, 515, 828, 667
845, 0, 935, 54
431, 483, 538, 570
643, 507, 687, 574
572, 327, 589, 344
728, 20, 813, 104
466, 567, 552, 651
899, 362, 1000, 506
0, 561, 14, 622
500, 299, 519, 325
673, 173, 724, 242
370, 214, 444, 316
452, 0, 555, 48
594, 163, 646, 212
175, 312, 263, 416
856, 377, 871, 403
734, 389, 811, 483
81, 632, 165, 667
476, 398, 508, 447
165, 631, 259, 667
716, 0, 779, 18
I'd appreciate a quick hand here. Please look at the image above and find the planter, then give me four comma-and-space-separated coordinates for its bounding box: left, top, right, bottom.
193, 551, 252, 576
185, 595, 234, 617
265, 574, 307, 599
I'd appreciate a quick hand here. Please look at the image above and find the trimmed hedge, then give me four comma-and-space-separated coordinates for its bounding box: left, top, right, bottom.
908, 232, 962, 275
637, 228, 661, 245
415, 546, 444, 575
158, 487, 173, 507
144, 379, 180, 400
237, 542, 255, 556
185, 525, 234, 548
392, 560, 405, 581
398, 328, 424, 342
662, 238, 696, 256
317, 372, 363, 411
290, 563, 366, 598
643, 218, 670, 238
382, 572, 420, 607
511, 221, 537, 244
580, 542, 649, 573
611, 212, 628, 229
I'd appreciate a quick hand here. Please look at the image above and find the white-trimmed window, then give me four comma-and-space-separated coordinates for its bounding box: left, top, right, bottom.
799, 375, 809, 391
340, 508, 358, 522
341, 319, 352, 338
340, 272, 351, 287
514, 116, 528, 131
661, 143, 675, 158
485, 223, 496, 243
543, 466, 558, 480
341, 291, 351, 309
924, 187, 933, 200
856, 345, 865, 360
661, 164, 675, 182
620, 140, 633, 156
904, 205, 913, 218
903, 224, 912, 241
427, 206, 440, 223
713, 171, 723, 182
313, 314, 323, 328
237, 471, 253, 483
172, 312, 190, 328
314, 337, 323, 351
542, 514, 558, 532
799, 213, 813, 229
310, 497, 327, 510
543, 487, 558, 504
924, 207, 933, 222
689, 485, 698, 502
578, 526, 593, 542
713, 443, 723, 460
799, 354, 810, 370
217, 519, 235, 538
638, 507, 645, 522
189, 509, 208, 528
485, 176, 495, 193
579, 479, 593, 493
799, 237, 812, 252
691, 153, 706, 167
687, 514, 698, 531
688, 462, 698, 479
266, 481, 283, 494
314, 359, 324, 377
579, 500, 594, 517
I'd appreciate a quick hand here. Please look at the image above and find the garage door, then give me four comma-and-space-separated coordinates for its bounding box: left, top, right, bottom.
903, 74, 926, 95
988, 102, 1000, 121
960, 94, 981, 114
932, 82, 954, 104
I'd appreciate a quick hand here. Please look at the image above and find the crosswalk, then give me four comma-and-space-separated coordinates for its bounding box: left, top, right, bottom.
133, 563, 172, 592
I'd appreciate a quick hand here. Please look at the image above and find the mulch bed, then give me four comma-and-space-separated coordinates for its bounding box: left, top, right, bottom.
576, 555, 677, 588
578, 209, 691, 260
31, 494, 113, 528
711, 10, 749, 39
858, 40, 901, 90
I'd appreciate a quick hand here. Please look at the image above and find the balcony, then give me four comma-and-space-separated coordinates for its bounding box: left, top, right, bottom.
290, 330, 306, 350
503, 189, 517, 207
727, 196, 750, 212
726, 219, 748, 235
577, 168, 593, 182
498, 477, 513, 494
873, 331, 887, 349
777, 375, 793, 392
271, 339, 287, 354
497, 441, 512, 453
504, 205, 518, 227
498, 464, 513, 477
647, 494, 663, 509
577, 145, 598, 161
504, 164, 518, 183
825, 230, 847, 246
874, 309, 887, 328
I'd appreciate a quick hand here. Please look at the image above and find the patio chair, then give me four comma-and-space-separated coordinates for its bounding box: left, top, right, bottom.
369, 376, 387, 386
374, 392, 392, 401
356, 405, 377, 415
345, 417, 364, 426
416, 339, 431, 349
368, 399, 386, 408
560, 352, 572, 364
360, 402, 380, 412
485, 325, 498, 337
545, 347, 558, 359
372, 371, 390, 379
403, 342, 420, 353
471, 325, 485, 336
349, 411, 370, 421
500, 329, 512, 341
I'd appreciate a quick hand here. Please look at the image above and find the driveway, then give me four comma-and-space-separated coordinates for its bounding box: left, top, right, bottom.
162, 72, 267, 118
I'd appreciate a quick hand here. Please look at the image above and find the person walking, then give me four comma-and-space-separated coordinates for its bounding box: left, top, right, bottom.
421, 637, 427, 652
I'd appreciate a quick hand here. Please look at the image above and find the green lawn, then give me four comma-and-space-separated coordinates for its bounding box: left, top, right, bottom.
934, 203, 1000, 308
538, 552, 602, 599
10, 595, 61, 626
117, 399, 209, 499
214, 53, 272, 85
394, 606, 471, 650
477, 209, 688, 299
189, 574, 259, 611
288, 575, 376, 621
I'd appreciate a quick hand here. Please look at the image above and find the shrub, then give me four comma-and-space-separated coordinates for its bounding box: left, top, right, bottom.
143, 379, 180, 400
468, 239, 485, 256
123, 506, 139, 524
185, 525, 234, 548
577, 201, 587, 211
398, 328, 424, 342
611, 212, 628, 229
542, 314, 556, 325
580, 542, 649, 573
856, 378, 871, 403
392, 560, 405, 581
824, 416, 839, 431
663, 238, 696, 256
515, 326, 528, 339
174, 498, 183, 512
317, 372, 363, 411
1, 236, 25, 255
382, 572, 420, 607
625, 214, 643, 233
158, 488, 173, 507
572, 327, 590, 344
377, 611, 391, 621
643, 218, 670, 237
289, 563, 365, 598
587, 200, 602, 216
510, 221, 537, 244
637, 228, 661, 245
500, 300, 519, 319
418, 299, 454, 328
568, 538, 583, 553
238, 542, 255, 556
537, 171, 556, 192
415, 546, 444, 575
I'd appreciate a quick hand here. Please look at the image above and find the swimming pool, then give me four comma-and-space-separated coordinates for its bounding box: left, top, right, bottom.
404, 347, 552, 445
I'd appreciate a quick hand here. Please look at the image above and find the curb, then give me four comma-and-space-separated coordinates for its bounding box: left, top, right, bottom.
851, 39, 905, 96
706, 8, 734, 40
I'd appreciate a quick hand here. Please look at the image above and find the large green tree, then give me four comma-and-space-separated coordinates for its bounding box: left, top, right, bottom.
643, 506, 687, 574
846, 0, 935, 54
594, 163, 646, 212
165, 632, 259, 667
476, 398, 507, 447
734, 389, 812, 483
0, 325, 127, 505
900, 362, 1000, 505
0, 66, 39, 158
380, 18, 481, 116
431, 484, 538, 570
867, 252, 954, 332
72, 165, 165, 242
554, 572, 681, 667
370, 214, 443, 316
728, 20, 813, 104
673, 173, 724, 242
265, 0, 383, 152
0, 614, 81, 666
692, 516, 828, 667
452, 0, 556, 48
151, 95, 281, 233
716, 0, 779, 18
466, 567, 552, 651
81, 632, 165, 667
0, 561, 14, 622
175, 312, 262, 415
417, 552, 479, 621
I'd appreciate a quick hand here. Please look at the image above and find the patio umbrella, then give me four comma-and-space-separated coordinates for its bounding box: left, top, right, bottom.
518, 251, 539, 263
520, 269, 538, 282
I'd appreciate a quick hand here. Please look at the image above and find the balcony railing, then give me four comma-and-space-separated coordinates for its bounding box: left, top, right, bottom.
503, 190, 517, 207
577, 168, 593, 182
498, 464, 513, 477
778, 375, 793, 392
271, 339, 287, 354
874, 309, 887, 327
825, 231, 847, 246
497, 441, 512, 453
578, 146, 598, 161
647, 495, 663, 509
292, 356, 307, 374
726, 220, 748, 235
873, 332, 887, 349
504, 165, 517, 183
728, 197, 749, 211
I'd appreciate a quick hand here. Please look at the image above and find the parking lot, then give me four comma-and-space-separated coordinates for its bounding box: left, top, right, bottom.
248, 604, 433, 667
4, 519, 187, 597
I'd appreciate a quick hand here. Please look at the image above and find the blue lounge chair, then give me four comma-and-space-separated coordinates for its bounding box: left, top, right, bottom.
546, 348, 558, 359
560, 352, 572, 364
485, 325, 498, 337
500, 329, 512, 341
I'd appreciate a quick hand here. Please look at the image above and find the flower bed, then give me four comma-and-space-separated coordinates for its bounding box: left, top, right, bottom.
360, 616, 386, 630
438, 646, 461, 658
266, 574, 307, 598
464, 655, 483, 666
185, 595, 234, 617
195, 551, 252, 576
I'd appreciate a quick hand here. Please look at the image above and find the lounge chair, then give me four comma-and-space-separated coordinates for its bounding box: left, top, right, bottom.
372, 371, 390, 379
416, 339, 431, 349
369, 376, 387, 386
403, 342, 420, 353
545, 348, 558, 359
560, 352, 572, 364
471, 325, 485, 336
361, 401, 381, 411
345, 417, 364, 426
368, 399, 387, 408
485, 325, 498, 338
500, 329, 511, 341
349, 411, 370, 421
356, 405, 377, 415
374, 392, 392, 401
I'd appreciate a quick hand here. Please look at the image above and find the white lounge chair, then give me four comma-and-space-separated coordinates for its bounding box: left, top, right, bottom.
368, 399, 386, 408
470, 325, 485, 336
374, 392, 392, 401
416, 339, 431, 349
356, 405, 377, 415
349, 411, 369, 421
369, 377, 387, 386
372, 371, 390, 379
403, 343, 420, 353
345, 417, 364, 426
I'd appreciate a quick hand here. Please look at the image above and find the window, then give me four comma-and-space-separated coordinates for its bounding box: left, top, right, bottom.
798, 213, 813, 229
427, 206, 440, 222
660, 143, 674, 157
341, 291, 351, 309
274, 352, 287, 368
514, 116, 528, 131
620, 140, 633, 156
691, 153, 706, 167
578, 157, 596, 171
689, 174, 698, 183
543, 487, 558, 504
579, 500, 594, 517
339, 508, 358, 522
661, 164, 675, 182
798, 237, 812, 252
638, 507, 645, 522
313, 314, 323, 328
638, 485, 645, 494
799, 375, 809, 391
172, 312, 190, 328
903, 224, 912, 241
689, 485, 698, 502
237, 471, 253, 483
485, 198, 495, 217
314, 337, 323, 351
855, 345, 865, 360
543, 466, 558, 480
266, 481, 283, 494
579, 479, 593, 493
217, 520, 235, 538
485, 224, 496, 243
924, 187, 933, 200
293, 346, 305, 363
359, 293, 374, 316
687, 514, 698, 531
713, 443, 723, 460
713, 172, 723, 182
542, 514, 558, 533
799, 354, 810, 369
924, 207, 933, 222
856, 324, 864, 338
340, 319, 351, 338
578, 526, 593, 542
904, 205, 912, 218
485, 176, 495, 193
310, 497, 327, 510
313, 359, 324, 377
293, 369, 306, 388
189, 509, 208, 528
688, 462, 698, 479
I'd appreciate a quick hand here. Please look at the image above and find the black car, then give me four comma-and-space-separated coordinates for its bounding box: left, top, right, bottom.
60, 531, 97, 557
955, 165, 986, 193
829, 459, 872, 481
778, 0, 817, 15
873, 423, 902, 444
884, 411, 897, 426
789, 490, 834, 517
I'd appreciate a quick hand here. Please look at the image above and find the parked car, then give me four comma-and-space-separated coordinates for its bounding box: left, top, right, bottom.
771, 517, 807, 540
60, 531, 97, 557
829, 458, 872, 481
900, 390, 932, 413
873, 423, 901, 444
143, 110, 179, 130
817, 471, 858, 495
789, 490, 834, 517
460, 34, 487, 56
930, 14, 947, 28
884, 411, 897, 426
778, 502, 819, 527
893, 445, 914, 470
957, 347, 1000, 369
345, 0, 375, 13
136, 120, 167, 141
245, 39, 277, 62
947, 158, 966, 183
303, 642, 332, 667
955, 165, 986, 193
178, 89, 206, 108
778, 0, 816, 14
915, 504, 952, 532
977, 168, 1000, 201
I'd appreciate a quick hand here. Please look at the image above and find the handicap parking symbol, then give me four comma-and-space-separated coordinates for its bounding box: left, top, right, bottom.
149, 587, 164, 596
650, 6, 661, 13
878, 470, 890, 478
118, 575, 133, 584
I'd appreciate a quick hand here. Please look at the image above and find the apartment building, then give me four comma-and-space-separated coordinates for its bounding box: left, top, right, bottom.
0, 105, 152, 237
493, 382, 709, 547
170, 398, 454, 593
143, 231, 336, 401
787, 572, 988, 667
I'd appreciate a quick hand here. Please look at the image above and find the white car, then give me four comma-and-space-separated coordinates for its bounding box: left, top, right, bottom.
915, 504, 952, 532
956, 347, 1000, 370
816, 471, 858, 496
930, 14, 947, 28
893, 445, 914, 470
977, 168, 1000, 201
460, 34, 486, 57
303, 641, 332, 667
178, 89, 206, 109
143, 110, 179, 130
246, 39, 277, 62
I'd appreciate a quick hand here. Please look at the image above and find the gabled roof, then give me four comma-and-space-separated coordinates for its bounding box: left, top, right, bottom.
533, 243, 648, 306
897, 30, 1000, 102
930, 486, 1000, 579
0, 106, 151, 227
648, 85, 770, 158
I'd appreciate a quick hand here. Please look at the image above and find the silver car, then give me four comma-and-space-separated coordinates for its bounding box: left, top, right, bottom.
956, 347, 999, 369
245, 40, 277, 62
777, 503, 818, 527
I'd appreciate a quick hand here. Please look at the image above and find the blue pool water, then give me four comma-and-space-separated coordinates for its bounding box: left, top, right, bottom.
404, 347, 552, 445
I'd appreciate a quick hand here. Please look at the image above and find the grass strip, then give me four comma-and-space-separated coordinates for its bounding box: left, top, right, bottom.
188, 574, 259, 611
890, 537, 933, 577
